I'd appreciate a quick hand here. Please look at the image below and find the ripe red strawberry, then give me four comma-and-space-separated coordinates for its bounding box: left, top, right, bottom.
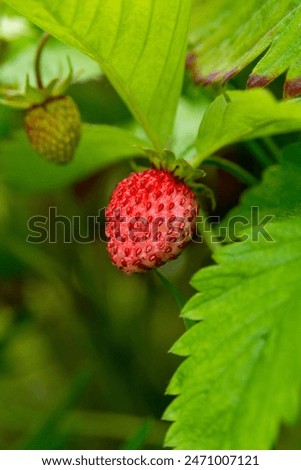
24, 96, 81, 164
106, 169, 199, 274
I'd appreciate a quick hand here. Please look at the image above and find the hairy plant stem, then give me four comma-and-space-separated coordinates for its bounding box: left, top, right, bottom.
35, 32, 51, 89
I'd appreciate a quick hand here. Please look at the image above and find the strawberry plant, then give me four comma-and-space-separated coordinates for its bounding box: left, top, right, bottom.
0, 0, 301, 451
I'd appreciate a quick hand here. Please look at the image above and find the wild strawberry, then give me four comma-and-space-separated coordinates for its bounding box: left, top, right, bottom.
24, 96, 81, 164
106, 169, 199, 275
0, 33, 81, 164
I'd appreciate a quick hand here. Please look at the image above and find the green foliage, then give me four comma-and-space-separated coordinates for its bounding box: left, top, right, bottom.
188, 0, 301, 97
1, 0, 301, 453
223, 152, 301, 226
0, 12, 33, 41
0, 125, 146, 192
4, 0, 192, 149
192, 89, 301, 165
22, 368, 93, 449
164, 217, 301, 449
164, 154, 301, 449
0, 40, 102, 86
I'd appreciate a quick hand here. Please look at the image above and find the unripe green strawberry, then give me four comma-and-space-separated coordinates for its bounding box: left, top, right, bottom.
24, 96, 81, 164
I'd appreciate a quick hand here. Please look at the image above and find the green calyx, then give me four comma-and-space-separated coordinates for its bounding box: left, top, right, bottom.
141, 147, 216, 209
0, 32, 76, 110
0, 58, 74, 110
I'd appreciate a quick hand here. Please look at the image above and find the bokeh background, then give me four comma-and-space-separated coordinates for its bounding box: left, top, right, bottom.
0, 2, 300, 450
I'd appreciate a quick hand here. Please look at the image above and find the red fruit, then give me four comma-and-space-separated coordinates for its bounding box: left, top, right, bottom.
105, 169, 199, 274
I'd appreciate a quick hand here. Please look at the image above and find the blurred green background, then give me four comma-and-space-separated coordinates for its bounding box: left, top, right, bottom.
0, 2, 301, 450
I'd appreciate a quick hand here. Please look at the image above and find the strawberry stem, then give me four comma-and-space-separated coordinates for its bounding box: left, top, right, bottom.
155, 270, 195, 330
197, 207, 220, 254
262, 136, 281, 162
35, 32, 51, 89
203, 155, 259, 186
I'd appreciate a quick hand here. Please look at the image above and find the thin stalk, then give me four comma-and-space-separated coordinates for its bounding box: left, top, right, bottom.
204, 155, 259, 186
122, 419, 153, 450
35, 32, 51, 89
244, 140, 274, 168
61, 411, 166, 447
155, 270, 186, 309
262, 136, 281, 162
198, 207, 220, 254
3, 409, 166, 448
155, 270, 194, 329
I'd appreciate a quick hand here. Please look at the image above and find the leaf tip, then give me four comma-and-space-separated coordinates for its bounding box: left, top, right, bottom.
185, 53, 205, 85
221, 68, 238, 85
284, 78, 301, 99
246, 74, 271, 89
202, 71, 221, 86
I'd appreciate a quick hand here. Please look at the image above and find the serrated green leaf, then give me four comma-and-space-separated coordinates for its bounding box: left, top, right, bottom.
164, 148, 301, 449
164, 217, 301, 449
188, 0, 301, 97
3, 0, 192, 149
192, 89, 301, 164
221, 149, 301, 235
249, 5, 301, 90
0, 125, 146, 192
